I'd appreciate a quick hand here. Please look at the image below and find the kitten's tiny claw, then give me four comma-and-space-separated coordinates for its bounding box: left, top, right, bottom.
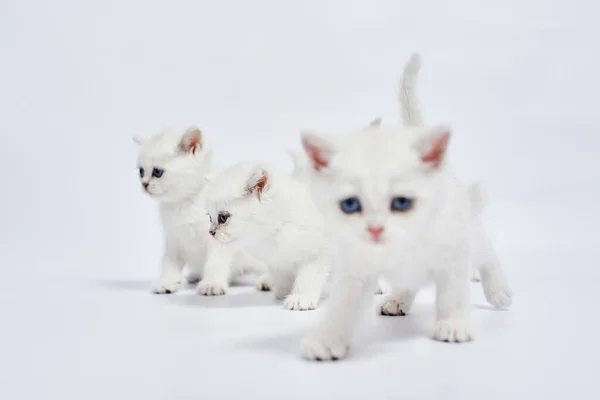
432, 319, 474, 343
151, 278, 180, 294
196, 281, 227, 296
301, 334, 349, 361
283, 294, 318, 311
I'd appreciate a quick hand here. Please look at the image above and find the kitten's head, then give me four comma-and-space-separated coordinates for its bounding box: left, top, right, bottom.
287, 117, 382, 182
301, 124, 451, 251
133, 126, 212, 203
204, 163, 272, 245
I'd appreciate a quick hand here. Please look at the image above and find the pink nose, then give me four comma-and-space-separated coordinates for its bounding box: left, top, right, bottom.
209, 230, 216, 237
367, 225, 384, 241
142, 182, 149, 189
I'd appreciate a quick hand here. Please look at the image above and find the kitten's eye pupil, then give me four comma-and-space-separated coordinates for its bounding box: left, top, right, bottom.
152, 168, 164, 178
139, 168, 144, 178
218, 213, 228, 224
339, 197, 362, 214
391, 197, 414, 212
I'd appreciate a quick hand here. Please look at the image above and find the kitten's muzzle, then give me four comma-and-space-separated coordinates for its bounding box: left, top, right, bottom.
209, 230, 216, 237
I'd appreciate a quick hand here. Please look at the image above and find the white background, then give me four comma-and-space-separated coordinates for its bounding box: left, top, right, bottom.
1, 0, 598, 399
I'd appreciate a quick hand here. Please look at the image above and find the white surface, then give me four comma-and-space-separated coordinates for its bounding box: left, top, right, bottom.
1, 0, 599, 399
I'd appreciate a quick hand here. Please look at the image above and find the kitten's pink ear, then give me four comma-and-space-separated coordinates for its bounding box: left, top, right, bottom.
246, 167, 269, 202
414, 125, 451, 169
179, 126, 202, 154
301, 132, 335, 171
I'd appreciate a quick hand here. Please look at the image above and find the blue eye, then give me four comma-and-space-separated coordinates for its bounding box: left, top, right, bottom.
339, 197, 362, 214
391, 197, 414, 212
139, 168, 144, 178
152, 168, 164, 178
218, 213, 229, 224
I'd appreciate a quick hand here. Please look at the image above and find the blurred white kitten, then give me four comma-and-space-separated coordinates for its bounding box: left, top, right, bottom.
286, 53, 424, 295
299, 56, 513, 361
133, 126, 266, 294
201, 163, 331, 310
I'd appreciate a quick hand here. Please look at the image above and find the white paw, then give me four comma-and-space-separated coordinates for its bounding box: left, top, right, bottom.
151, 278, 180, 294
483, 279, 513, 308
380, 299, 409, 316
471, 268, 481, 282
432, 319, 474, 342
257, 275, 271, 291
283, 294, 318, 311
196, 281, 227, 296
301, 334, 349, 361
186, 273, 202, 285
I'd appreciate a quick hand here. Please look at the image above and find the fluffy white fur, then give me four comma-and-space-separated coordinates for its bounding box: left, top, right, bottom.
202, 163, 331, 310
299, 57, 513, 361
134, 126, 266, 294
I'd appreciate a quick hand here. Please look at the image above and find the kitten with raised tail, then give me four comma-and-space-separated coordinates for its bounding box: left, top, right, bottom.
299, 56, 513, 361
134, 126, 266, 294
201, 163, 331, 310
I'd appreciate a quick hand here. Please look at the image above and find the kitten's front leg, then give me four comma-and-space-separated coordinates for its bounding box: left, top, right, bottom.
151, 245, 184, 294
301, 273, 374, 361
196, 243, 233, 296
432, 264, 473, 342
283, 260, 329, 311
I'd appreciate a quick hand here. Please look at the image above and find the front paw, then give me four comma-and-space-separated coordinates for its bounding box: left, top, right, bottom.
196, 281, 227, 296
482, 278, 513, 309
186, 273, 202, 285
283, 294, 318, 311
301, 334, 349, 361
256, 275, 271, 291
151, 278, 180, 294
380, 299, 409, 316
432, 319, 474, 343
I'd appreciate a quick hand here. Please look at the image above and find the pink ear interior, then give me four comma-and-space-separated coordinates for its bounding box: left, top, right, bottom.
179, 128, 202, 154
420, 131, 450, 168
301, 134, 330, 171
247, 169, 269, 201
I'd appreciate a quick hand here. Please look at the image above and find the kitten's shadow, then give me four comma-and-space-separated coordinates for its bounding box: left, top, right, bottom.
164, 290, 277, 309
230, 309, 430, 361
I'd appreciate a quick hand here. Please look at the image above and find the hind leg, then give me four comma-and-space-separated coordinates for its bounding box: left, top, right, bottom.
473, 228, 513, 308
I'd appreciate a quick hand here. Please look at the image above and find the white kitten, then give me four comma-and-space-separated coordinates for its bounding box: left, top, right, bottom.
134, 126, 266, 294
201, 163, 331, 310
298, 59, 513, 360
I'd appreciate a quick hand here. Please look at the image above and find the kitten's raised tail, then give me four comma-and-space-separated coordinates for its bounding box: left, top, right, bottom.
399, 53, 423, 126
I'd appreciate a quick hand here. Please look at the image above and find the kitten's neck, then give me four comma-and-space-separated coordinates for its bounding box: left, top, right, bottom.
158, 169, 212, 209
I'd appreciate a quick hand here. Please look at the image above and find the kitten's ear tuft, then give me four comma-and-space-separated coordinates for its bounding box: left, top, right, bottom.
246, 167, 269, 202
415, 125, 451, 169
301, 132, 335, 171
132, 134, 145, 146
367, 117, 382, 128
179, 126, 202, 154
